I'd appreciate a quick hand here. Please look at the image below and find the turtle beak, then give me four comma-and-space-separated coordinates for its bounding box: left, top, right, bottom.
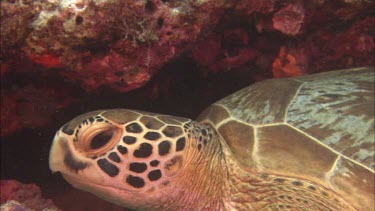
49, 131, 68, 173
49, 131, 90, 174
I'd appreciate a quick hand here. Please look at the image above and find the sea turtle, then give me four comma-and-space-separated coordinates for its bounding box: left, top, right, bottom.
49, 67, 374, 211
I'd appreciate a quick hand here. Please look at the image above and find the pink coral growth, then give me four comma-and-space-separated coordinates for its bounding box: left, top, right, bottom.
305, 17, 374, 71
273, 2, 305, 36
0, 180, 60, 210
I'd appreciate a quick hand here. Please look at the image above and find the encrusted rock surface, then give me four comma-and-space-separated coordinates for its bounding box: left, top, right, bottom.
0, 180, 60, 210
0, 0, 374, 136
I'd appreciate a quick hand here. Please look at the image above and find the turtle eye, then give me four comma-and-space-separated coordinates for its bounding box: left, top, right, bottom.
90, 129, 115, 150
76, 124, 122, 156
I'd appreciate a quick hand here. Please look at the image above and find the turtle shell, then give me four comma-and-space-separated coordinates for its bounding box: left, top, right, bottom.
197, 67, 374, 210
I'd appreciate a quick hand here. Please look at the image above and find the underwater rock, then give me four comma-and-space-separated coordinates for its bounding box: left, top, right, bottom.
0, 85, 75, 136
192, 29, 256, 72
0, 0, 39, 60
18, 0, 229, 92
0, 180, 60, 210
303, 16, 374, 72
1, 200, 30, 211
0, 0, 373, 137
272, 2, 305, 36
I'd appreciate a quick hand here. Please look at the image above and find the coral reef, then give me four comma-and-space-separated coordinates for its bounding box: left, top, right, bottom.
0, 0, 374, 136
1, 200, 30, 211
1, 84, 75, 136
0, 180, 60, 210
273, 2, 305, 36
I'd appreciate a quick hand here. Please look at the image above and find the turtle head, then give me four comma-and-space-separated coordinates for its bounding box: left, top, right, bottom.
49, 109, 223, 209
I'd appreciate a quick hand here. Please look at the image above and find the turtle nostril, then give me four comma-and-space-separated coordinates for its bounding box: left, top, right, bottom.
90, 129, 115, 150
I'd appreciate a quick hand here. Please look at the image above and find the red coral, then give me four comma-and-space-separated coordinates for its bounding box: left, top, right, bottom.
273, 2, 305, 36
29, 53, 63, 69
272, 46, 308, 78
62, 51, 151, 92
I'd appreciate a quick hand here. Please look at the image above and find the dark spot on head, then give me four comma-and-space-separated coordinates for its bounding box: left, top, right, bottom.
62, 124, 74, 135
123, 136, 137, 145
274, 178, 286, 183
88, 117, 95, 123
279, 195, 285, 199
158, 141, 171, 156
201, 129, 207, 136
96, 117, 104, 122
304, 200, 308, 204
108, 152, 121, 163
162, 126, 182, 138
126, 175, 145, 188
203, 139, 207, 145
279, 205, 284, 208
260, 173, 269, 179
144, 132, 161, 141
287, 196, 292, 200
176, 137, 186, 151
126, 122, 143, 133
97, 159, 119, 177
321, 191, 328, 196
64, 144, 88, 172
129, 162, 147, 173
133, 143, 153, 158
117, 145, 128, 154
292, 181, 303, 186
150, 160, 160, 167
164, 155, 183, 177
82, 119, 89, 125
286, 205, 291, 208
197, 144, 202, 151
308, 185, 316, 191
148, 169, 162, 181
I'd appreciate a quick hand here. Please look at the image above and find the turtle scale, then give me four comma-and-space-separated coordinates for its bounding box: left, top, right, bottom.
198, 67, 374, 210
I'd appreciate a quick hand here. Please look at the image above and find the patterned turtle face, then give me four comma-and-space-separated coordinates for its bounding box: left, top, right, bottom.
49, 109, 214, 208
